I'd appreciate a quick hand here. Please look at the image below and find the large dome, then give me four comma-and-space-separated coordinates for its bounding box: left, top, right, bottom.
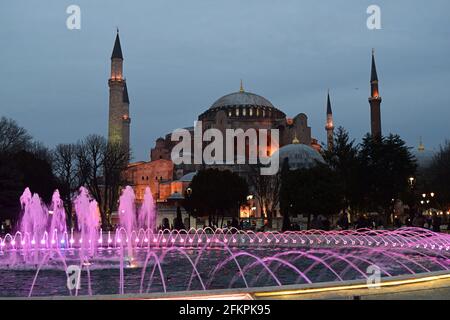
210, 91, 275, 109
273, 143, 325, 170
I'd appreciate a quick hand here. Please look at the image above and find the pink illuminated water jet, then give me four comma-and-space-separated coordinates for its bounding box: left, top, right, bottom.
138, 187, 156, 231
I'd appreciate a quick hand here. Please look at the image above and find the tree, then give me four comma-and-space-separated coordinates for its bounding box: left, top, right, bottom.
323, 127, 362, 220
76, 135, 129, 229
0, 117, 32, 154
76, 134, 106, 218
358, 133, 416, 224
279, 158, 293, 231
53, 143, 79, 228
185, 169, 248, 228
293, 165, 342, 229
102, 142, 129, 228
427, 141, 450, 210
0, 153, 22, 224
248, 164, 280, 228
0, 118, 56, 225
280, 160, 342, 230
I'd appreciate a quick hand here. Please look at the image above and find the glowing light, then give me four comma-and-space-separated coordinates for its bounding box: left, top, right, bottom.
152, 293, 254, 301
254, 273, 450, 298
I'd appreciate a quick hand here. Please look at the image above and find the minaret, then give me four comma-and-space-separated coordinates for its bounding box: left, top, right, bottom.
369, 49, 382, 139
325, 90, 334, 151
122, 82, 131, 153
108, 29, 130, 153
418, 137, 425, 152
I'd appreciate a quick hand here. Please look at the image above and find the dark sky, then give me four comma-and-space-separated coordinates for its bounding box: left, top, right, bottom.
1, 0, 449, 160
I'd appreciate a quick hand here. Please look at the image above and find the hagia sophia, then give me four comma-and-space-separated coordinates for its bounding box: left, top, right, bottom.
105, 31, 409, 228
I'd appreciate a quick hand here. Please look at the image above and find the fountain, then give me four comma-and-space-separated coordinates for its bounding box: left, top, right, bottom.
0, 186, 449, 298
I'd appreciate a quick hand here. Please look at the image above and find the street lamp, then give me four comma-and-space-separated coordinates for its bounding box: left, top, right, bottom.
420, 192, 437, 213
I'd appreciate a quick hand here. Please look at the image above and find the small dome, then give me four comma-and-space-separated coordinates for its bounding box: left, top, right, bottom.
179, 171, 197, 182
210, 91, 275, 109
273, 143, 325, 170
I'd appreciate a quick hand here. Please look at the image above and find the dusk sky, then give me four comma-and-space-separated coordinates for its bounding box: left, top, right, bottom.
1, 0, 449, 160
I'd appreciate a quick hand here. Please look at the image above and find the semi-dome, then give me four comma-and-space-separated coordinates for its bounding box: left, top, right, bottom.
273, 142, 325, 170
210, 91, 275, 109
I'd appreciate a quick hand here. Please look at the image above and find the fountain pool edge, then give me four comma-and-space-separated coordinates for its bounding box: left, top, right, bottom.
3, 270, 449, 300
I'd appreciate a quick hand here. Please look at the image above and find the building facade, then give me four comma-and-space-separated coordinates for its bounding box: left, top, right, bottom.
108, 33, 383, 228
